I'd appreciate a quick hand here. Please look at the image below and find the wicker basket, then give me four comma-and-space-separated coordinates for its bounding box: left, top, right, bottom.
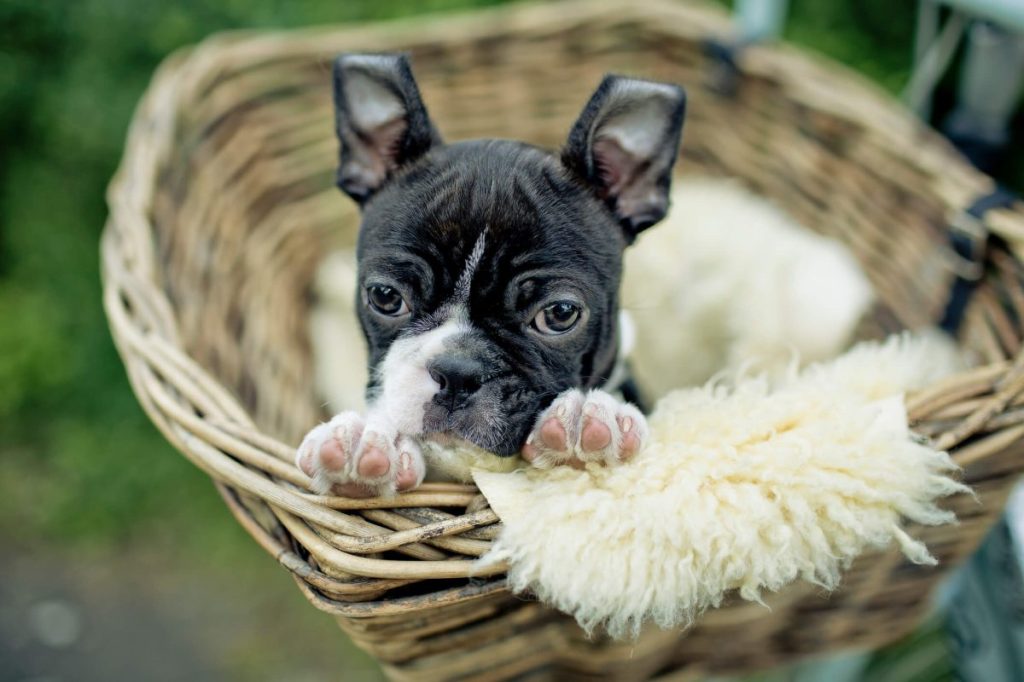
102, 1, 1024, 679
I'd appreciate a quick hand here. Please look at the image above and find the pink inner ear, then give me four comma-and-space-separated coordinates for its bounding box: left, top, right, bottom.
343, 117, 409, 194
592, 136, 640, 198
368, 117, 409, 172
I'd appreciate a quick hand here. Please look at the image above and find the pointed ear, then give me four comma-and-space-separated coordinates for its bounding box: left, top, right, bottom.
562, 75, 686, 240
332, 53, 441, 205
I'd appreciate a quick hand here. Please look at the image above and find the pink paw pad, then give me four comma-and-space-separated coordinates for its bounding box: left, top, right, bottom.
395, 452, 420, 491
540, 418, 568, 451
523, 389, 647, 469
581, 415, 612, 452
295, 412, 426, 497
357, 445, 390, 478
319, 438, 348, 471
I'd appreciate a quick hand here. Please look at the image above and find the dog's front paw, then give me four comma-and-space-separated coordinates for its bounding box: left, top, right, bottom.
296, 412, 426, 497
521, 389, 647, 469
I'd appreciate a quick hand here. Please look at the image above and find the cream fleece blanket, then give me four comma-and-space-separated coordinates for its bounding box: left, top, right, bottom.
474, 332, 969, 639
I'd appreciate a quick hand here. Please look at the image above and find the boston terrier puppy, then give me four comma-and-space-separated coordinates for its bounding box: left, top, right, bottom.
297, 53, 686, 497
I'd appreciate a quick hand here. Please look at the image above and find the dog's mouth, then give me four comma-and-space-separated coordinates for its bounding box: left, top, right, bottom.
421, 424, 494, 450
420, 405, 522, 457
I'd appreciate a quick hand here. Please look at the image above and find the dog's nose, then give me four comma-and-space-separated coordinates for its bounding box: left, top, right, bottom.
428, 355, 484, 408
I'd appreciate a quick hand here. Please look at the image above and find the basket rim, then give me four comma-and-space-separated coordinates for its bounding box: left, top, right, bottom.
102, 0, 1024, 589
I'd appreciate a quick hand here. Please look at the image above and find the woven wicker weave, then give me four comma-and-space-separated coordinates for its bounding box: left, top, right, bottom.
102, 1, 1024, 679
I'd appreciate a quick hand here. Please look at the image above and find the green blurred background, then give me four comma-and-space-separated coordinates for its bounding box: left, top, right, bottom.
1, 1, 1021, 680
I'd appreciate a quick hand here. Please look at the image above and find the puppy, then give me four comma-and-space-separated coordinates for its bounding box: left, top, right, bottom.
297, 54, 686, 497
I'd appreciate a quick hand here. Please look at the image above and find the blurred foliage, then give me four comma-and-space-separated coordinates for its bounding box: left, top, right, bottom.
0, 1, 1019, 677
784, 0, 917, 91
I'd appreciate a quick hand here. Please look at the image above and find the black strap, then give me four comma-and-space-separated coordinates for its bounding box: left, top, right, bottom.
939, 187, 1018, 335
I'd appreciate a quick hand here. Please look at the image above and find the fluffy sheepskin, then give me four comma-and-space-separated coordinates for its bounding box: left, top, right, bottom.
474, 332, 969, 639
623, 177, 874, 398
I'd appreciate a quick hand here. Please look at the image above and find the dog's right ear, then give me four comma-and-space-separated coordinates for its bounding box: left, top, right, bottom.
332, 53, 440, 205
563, 75, 686, 241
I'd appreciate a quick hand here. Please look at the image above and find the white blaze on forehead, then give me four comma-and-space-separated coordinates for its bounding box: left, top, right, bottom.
371, 314, 471, 435
453, 231, 487, 304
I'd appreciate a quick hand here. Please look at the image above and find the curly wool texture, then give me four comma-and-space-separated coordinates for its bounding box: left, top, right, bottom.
473, 333, 970, 639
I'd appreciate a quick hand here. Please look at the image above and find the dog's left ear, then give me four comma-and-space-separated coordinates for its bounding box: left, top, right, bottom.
563, 75, 686, 241
332, 53, 441, 205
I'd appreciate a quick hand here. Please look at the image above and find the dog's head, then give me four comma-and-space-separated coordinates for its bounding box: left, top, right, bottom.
332, 54, 685, 455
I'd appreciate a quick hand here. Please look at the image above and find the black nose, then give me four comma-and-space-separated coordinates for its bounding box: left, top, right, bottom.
428, 355, 484, 409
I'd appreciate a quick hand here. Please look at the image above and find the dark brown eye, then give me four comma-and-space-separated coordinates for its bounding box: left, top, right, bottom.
366, 284, 409, 317
533, 301, 581, 335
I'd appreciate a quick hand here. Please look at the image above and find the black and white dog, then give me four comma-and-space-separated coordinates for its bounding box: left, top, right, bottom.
297, 54, 686, 497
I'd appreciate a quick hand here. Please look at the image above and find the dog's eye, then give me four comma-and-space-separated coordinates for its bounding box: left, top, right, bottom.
533, 302, 581, 335
366, 284, 409, 317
